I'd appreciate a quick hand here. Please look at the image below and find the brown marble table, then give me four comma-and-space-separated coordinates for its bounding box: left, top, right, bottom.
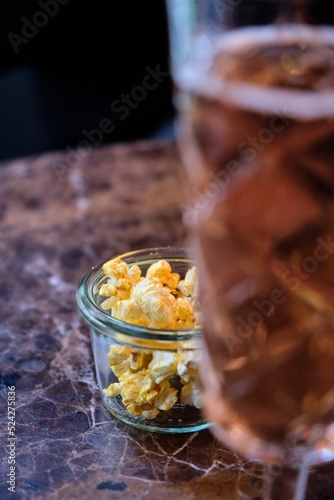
0, 140, 333, 499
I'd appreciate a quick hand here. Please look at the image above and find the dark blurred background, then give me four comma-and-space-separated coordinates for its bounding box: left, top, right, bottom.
0, 0, 175, 161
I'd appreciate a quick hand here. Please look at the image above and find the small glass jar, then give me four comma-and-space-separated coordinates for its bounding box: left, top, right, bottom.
76, 247, 211, 433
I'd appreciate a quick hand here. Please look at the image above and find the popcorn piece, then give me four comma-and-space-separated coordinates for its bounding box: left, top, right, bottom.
176, 297, 195, 330
142, 406, 160, 419
141, 293, 176, 329
181, 380, 202, 409
131, 279, 178, 329
154, 380, 178, 411
146, 260, 180, 289
111, 359, 132, 380
103, 382, 123, 398
121, 372, 156, 406
99, 258, 142, 306
148, 351, 179, 384
102, 256, 129, 278
107, 346, 134, 380
127, 403, 159, 419
107, 345, 132, 365
128, 264, 142, 284
176, 297, 193, 320
112, 299, 144, 325
130, 351, 152, 371
177, 266, 198, 297
107, 345, 152, 380
101, 297, 118, 310
99, 280, 131, 305
177, 351, 201, 383
125, 403, 145, 416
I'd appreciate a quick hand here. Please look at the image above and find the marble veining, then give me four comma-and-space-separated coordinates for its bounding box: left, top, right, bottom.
0, 140, 333, 499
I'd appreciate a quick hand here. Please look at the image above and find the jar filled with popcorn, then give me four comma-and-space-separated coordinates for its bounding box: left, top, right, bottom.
76, 247, 211, 433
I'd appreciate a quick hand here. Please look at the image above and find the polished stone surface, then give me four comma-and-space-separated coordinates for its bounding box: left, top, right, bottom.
0, 140, 333, 499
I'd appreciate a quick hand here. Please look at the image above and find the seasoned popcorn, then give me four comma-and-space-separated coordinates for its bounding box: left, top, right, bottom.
99, 257, 199, 329
103, 343, 202, 419
100, 257, 141, 309
99, 256, 202, 419
148, 351, 179, 384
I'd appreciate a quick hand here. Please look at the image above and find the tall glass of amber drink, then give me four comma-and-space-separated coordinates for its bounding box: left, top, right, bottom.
167, 1, 334, 498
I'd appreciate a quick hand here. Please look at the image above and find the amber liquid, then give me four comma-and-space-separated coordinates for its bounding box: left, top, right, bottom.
177, 26, 334, 462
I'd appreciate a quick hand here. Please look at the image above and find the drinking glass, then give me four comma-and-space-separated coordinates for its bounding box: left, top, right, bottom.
166, 1, 334, 498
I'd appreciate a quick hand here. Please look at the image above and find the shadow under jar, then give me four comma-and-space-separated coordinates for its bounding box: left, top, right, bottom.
76, 247, 212, 433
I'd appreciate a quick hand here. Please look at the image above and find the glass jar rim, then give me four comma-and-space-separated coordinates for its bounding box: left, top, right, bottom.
76, 246, 202, 342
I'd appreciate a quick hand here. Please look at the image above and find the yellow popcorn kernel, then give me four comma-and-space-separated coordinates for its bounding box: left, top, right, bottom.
146, 260, 180, 288
125, 403, 142, 416
132, 279, 174, 303
142, 406, 160, 419
126, 403, 159, 419
133, 282, 177, 329
146, 259, 171, 277
121, 372, 155, 405
165, 273, 181, 289
180, 381, 202, 409
154, 380, 178, 411
107, 345, 132, 365
103, 382, 123, 398
112, 299, 143, 324
99, 259, 142, 310
137, 372, 155, 394
177, 266, 197, 297
99, 283, 116, 297
101, 297, 118, 310
177, 361, 189, 378
148, 351, 179, 384
128, 264, 142, 284
143, 298, 175, 329
177, 351, 200, 383
126, 403, 142, 417
130, 350, 152, 371
179, 369, 198, 384
121, 373, 142, 405
102, 256, 129, 279
99, 279, 131, 300
112, 360, 132, 380
144, 388, 159, 404
106, 346, 133, 379
176, 297, 194, 322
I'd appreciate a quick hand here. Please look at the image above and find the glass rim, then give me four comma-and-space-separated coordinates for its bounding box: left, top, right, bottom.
76, 246, 202, 341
